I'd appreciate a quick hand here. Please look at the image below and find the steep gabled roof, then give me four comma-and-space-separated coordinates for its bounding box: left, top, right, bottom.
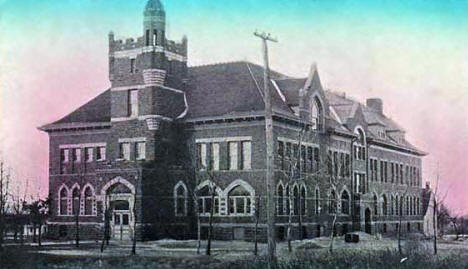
42, 89, 111, 128
185, 61, 293, 119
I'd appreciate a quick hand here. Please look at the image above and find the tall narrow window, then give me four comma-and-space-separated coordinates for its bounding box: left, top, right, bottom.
59, 187, 68, 215
73, 148, 81, 163
136, 142, 146, 160
84, 187, 94, 216
72, 188, 80, 216
130, 58, 136, 73
228, 142, 238, 170
241, 141, 251, 170
145, 29, 150, 46
175, 183, 187, 216
97, 147, 106, 161
128, 90, 138, 117
314, 188, 320, 215
373, 194, 378, 216
61, 149, 69, 163
211, 143, 220, 171
278, 141, 285, 170
341, 191, 350, 215
314, 148, 320, 172
277, 185, 284, 215
153, 30, 157, 46
307, 147, 313, 173
85, 148, 93, 162
197, 143, 207, 170
382, 195, 388, 215
119, 142, 130, 160
300, 186, 306, 215
293, 185, 299, 215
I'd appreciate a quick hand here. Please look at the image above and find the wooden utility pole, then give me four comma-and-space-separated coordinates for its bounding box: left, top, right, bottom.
254, 30, 277, 266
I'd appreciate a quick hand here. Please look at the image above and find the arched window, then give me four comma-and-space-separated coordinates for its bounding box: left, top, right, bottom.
417, 198, 420, 215
228, 185, 252, 215
311, 96, 323, 130
277, 184, 284, 216
285, 185, 290, 215
300, 186, 306, 216
72, 188, 80, 215
391, 196, 395, 215
293, 185, 299, 215
84, 187, 94, 216
406, 196, 409, 216
329, 190, 337, 214
341, 190, 350, 215
382, 195, 388, 216
314, 188, 320, 215
396, 196, 400, 216
197, 184, 218, 215
174, 182, 187, 216
59, 187, 68, 216
373, 194, 378, 216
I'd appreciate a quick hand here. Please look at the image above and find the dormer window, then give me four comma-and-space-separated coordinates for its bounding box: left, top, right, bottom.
311, 96, 323, 131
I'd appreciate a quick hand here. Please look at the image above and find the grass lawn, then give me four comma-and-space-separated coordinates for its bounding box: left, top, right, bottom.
2, 234, 468, 268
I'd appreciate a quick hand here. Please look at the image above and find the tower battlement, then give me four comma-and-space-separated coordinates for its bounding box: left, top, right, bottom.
109, 34, 187, 57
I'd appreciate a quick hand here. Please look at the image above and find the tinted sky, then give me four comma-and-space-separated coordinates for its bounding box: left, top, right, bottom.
1, 0, 467, 213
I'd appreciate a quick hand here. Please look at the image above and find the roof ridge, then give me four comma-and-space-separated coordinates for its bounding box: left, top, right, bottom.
188, 60, 255, 68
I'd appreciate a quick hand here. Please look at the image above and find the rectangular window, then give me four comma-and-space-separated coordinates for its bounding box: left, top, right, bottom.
345, 153, 350, 177
301, 145, 306, 173
307, 147, 313, 173
400, 164, 404, 184
197, 143, 207, 170
136, 142, 146, 160
380, 161, 384, 182
61, 149, 69, 163
153, 30, 157, 46
128, 90, 138, 117
228, 142, 238, 170
85, 148, 93, 162
278, 141, 285, 170
384, 161, 388, 182
314, 148, 320, 172
119, 142, 130, 160
97, 147, 106, 161
211, 143, 220, 171
130, 58, 136, 73
241, 141, 251, 170
145, 29, 150, 46
73, 148, 81, 162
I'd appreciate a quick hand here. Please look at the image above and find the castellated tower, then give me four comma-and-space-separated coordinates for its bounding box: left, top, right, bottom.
108, 0, 187, 131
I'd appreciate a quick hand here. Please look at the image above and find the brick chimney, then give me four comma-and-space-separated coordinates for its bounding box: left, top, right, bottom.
366, 98, 383, 114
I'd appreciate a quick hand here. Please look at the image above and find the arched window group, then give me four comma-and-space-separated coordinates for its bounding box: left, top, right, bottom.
58, 184, 96, 216
277, 182, 307, 216
192, 180, 255, 217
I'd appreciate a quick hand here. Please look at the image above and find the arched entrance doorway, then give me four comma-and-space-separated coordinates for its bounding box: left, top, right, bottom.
365, 208, 372, 234
101, 177, 135, 241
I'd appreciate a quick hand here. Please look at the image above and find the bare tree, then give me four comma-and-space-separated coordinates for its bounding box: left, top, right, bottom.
205, 174, 216, 256
253, 196, 261, 256
0, 161, 10, 251
25, 198, 49, 247
100, 193, 111, 253
131, 189, 137, 255
430, 165, 450, 255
